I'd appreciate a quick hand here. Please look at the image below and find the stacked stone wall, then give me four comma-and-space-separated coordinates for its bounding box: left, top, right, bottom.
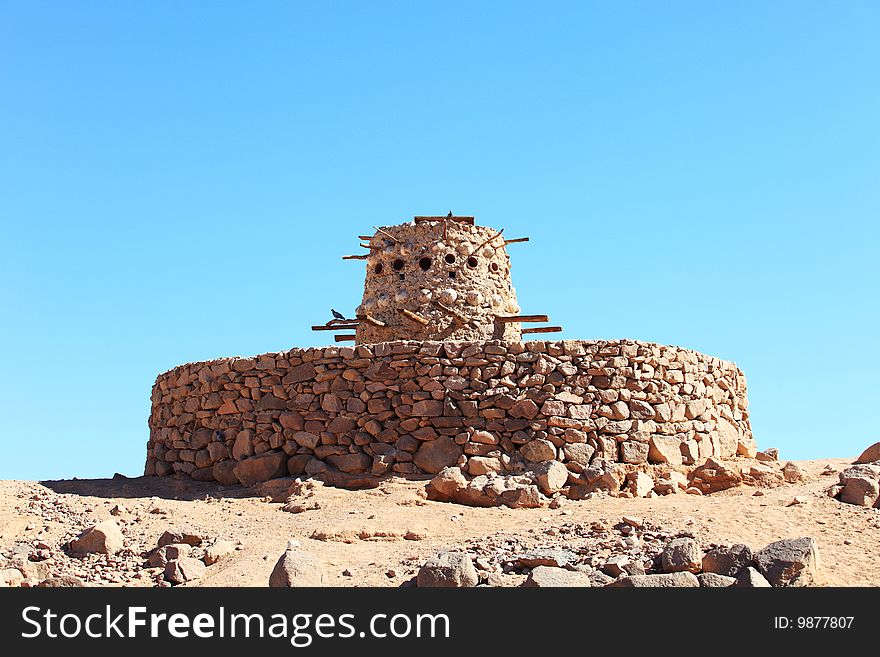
146, 339, 753, 487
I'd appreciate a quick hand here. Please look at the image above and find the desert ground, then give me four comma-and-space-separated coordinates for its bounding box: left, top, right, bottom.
1, 456, 879, 587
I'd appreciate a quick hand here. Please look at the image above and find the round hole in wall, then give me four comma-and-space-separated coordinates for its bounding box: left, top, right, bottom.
445, 253, 456, 264
467, 256, 478, 268
392, 259, 404, 271
419, 257, 431, 270
490, 262, 499, 272
448, 271, 456, 279
374, 263, 384, 274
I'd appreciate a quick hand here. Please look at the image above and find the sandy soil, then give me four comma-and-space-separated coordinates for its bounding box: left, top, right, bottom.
1, 457, 879, 587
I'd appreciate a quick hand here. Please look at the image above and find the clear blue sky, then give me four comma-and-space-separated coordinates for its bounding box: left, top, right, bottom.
1, 2, 877, 480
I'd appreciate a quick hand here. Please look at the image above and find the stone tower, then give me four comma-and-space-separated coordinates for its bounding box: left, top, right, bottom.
354, 216, 523, 344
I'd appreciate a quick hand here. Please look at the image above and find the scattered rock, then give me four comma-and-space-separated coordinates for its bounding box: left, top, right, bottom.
417, 552, 478, 588
148, 543, 192, 568
36, 575, 85, 587
840, 477, 880, 507
269, 548, 326, 587
627, 471, 655, 498
69, 519, 124, 555
661, 537, 702, 573
204, 540, 235, 565
0, 568, 24, 587
782, 462, 808, 484
607, 572, 699, 588
687, 458, 742, 494
158, 527, 203, 547
516, 549, 578, 568
754, 537, 821, 587
698, 572, 736, 587
701, 544, 753, 577
523, 566, 591, 587
734, 566, 772, 587
531, 461, 568, 495
164, 557, 207, 585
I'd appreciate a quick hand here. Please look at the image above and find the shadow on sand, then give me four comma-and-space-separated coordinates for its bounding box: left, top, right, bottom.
40, 474, 254, 501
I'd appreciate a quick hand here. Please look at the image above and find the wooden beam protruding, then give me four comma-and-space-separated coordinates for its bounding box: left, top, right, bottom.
334, 334, 357, 342
342, 254, 369, 260
495, 314, 549, 323
356, 314, 386, 327
432, 300, 467, 324
521, 326, 563, 335
312, 324, 359, 331
470, 228, 504, 255
503, 237, 530, 245
358, 235, 372, 241
373, 226, 400, 243
400, 309, 429, 325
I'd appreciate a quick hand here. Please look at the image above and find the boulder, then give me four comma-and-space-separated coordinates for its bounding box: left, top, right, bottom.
164, 557, 207, 585
522, 566, 591, 587
688, 457, 742, 494
413, 436, 463, 474
531, 460, 569, 495
754, 537, 821, 587
734, 566, 772, 587
426, 467, 469, 499
839, 477, 880, 507
661, 537, 702, 573
269, 547, 326, 587
36, 575, 85, 587
855, 442, 880, 464
69, 519, 124, 555
148, 543, 191, 568
627, 471, 655, 498
417, 552, 478, 588
500, 484, 543, 509
204, 540, 235, 565
0, 568, 24, 587
701, 544, 753, 577
233, 451, 288, 486
698, 573, 736, 587
607, 572, 699, 588
516, 549, 578, 569
158, 526, 203, 547
782, 462, 808, 484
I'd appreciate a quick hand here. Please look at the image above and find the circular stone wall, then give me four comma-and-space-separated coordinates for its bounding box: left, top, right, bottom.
146, 339, 754, 489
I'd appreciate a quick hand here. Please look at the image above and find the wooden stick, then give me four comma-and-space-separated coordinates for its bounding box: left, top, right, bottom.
503, 237, 530, 245
400, 309, 429, 325
470, 228, 504, 255
358, 235, 372, 241
311, 324, 359, 331
363, 314, 385, 327
495, 314, 549, 323
342, 254, 369, 260
521, 326, 563, 334
334, 334, 357, 342
432, 300, 467, 324
373, 226, 400, 243
359, 243, 371, 249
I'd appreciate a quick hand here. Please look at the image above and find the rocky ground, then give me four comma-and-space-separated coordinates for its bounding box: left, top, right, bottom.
1, 456, 879, 587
